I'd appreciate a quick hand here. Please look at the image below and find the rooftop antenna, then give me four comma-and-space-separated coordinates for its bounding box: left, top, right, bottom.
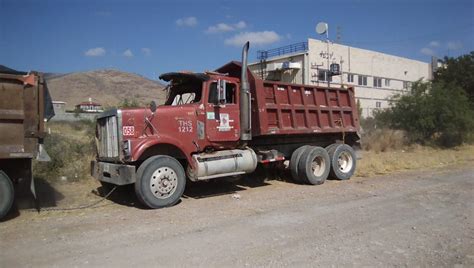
336, 26, 342, 44
316, 22, 330, 87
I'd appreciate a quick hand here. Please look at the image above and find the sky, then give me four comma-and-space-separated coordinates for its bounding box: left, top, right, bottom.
1, 0, 473, 80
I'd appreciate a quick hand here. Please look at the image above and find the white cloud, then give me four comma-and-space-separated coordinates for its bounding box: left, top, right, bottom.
420, 47, 435, 56
429, 41, 440, 47
225, 31, 281, 47
84, 47, 106, 57
123, 49, 134, 57
234, 21, 246, 29
141, 48, 151, 56
205, 21, 247, 34
176, 17, 198, 27
206, 23, 234, 33
447, 41, 463, 50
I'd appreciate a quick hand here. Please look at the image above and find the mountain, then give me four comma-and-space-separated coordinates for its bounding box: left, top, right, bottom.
46, 69, 167, 110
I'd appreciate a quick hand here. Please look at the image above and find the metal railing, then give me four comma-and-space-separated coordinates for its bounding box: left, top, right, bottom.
257, 42, 308, 60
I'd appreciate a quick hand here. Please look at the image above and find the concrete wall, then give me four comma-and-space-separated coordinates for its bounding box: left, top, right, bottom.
50, 112, 98, 122
249, 54, 305, 84
249, 38, 432, 118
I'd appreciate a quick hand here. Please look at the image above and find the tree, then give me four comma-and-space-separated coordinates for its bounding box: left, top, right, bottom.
434, 52, 474, 104
375, 81, 474, 147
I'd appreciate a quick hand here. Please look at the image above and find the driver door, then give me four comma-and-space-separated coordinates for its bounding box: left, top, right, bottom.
205, 80, 240, 142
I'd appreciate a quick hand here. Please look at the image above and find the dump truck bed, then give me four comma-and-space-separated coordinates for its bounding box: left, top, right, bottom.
0, 69, 53, 159
251, 79, 360, 137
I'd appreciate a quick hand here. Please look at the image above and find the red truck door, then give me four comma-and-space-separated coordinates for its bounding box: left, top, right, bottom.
205, 80, 240, 142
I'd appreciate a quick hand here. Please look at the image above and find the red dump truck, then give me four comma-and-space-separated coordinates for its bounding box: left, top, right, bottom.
0, 66, 54, 219
92, 42, 360, 208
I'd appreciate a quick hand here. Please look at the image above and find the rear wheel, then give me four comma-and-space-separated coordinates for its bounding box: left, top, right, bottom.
298, 146, 330, 185
135, 156, 186, 209
290, 145, 310, 182
328, 144, 356, 180
0, 171, 14, 220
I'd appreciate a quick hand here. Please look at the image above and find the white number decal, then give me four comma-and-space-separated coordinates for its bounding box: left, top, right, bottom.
178, 120, 193, 133
123, 126, 135, 136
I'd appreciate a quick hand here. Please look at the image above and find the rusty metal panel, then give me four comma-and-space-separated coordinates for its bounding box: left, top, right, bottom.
252, 79, 360, 136
0, 72, 44, 159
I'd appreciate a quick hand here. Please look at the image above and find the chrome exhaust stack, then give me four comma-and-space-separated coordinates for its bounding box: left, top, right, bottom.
240, 41, 251, 141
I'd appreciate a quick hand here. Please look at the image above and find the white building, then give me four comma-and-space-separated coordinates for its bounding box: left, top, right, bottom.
249, 38, 432, 117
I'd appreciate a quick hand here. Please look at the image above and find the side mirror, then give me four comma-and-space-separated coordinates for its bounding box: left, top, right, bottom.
217, 79, 227, 104
149, 100, 157, 113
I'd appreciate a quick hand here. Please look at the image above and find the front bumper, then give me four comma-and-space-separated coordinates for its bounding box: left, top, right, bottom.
91, 160, 136, 185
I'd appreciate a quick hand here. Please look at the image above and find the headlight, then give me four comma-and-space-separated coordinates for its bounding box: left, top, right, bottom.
123, 140, 131, 158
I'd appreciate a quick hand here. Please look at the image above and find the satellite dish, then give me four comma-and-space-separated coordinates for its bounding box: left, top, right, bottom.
316, 22, 328, 35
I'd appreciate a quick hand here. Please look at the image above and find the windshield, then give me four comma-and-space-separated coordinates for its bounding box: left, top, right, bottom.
164, 81, 202, 106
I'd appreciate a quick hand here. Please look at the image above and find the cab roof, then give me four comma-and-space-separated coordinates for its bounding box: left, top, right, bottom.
159, 72, 210, 83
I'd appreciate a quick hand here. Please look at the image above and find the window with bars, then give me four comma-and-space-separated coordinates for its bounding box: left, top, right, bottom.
318, 70, 332, 82
358, 75, 367, 86
374, 77, 382, 88
347, 73, 354, 83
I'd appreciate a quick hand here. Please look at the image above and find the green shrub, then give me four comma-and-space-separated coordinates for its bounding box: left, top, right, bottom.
375, 81, 474, 147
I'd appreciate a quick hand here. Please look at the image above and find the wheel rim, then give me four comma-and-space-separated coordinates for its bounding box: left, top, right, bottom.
311, 156, 326, 177
149, 166, 178, 199
338, 151, 353, 173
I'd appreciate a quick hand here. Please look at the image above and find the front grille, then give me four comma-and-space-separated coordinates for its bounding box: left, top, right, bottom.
97, 113, 120, 159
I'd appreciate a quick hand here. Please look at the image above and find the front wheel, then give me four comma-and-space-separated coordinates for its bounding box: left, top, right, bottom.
0, 171, 14, 220
135, 156, 186, 209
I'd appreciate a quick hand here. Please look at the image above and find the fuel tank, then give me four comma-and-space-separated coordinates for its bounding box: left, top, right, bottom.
188, 148, 257, 181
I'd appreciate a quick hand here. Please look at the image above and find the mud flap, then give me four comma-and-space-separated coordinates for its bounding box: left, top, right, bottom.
36, 143, 51, 162
33, 143, 50, 211
30, 158, 40, 212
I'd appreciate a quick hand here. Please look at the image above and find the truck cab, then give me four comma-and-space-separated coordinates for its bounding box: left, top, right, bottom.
92, 68, 256, 208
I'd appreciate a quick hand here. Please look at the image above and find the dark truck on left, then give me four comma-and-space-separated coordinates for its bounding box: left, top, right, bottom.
0, 66, 54, 219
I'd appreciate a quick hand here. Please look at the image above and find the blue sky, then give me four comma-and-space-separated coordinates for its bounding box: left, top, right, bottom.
1, 0, 473, 80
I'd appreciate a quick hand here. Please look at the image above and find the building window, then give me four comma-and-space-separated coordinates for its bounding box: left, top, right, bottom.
376, 101, 381, 108
373, 77, 382, 88
358, 75, 367, 86
385, 79, 390, 87
318, 70, 332, 82
403, 81, 411, 90
347, 73, 354, 83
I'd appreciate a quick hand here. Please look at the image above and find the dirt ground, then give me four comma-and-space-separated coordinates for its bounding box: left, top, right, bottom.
1, 163, 473, 267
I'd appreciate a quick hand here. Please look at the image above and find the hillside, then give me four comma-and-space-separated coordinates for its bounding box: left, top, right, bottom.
46, 69, 167, 110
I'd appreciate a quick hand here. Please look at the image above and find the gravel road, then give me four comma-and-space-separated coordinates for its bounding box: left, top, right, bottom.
1, 166, 473, 267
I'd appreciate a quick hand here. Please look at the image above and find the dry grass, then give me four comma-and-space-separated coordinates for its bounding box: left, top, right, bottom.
356, 144, 474, 177
361, 128, 407, 152
34, 121, 96, 182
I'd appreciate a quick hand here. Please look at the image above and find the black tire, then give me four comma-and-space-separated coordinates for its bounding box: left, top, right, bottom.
290, 145, 311, 182
328, 144, 356, 180
325, 143, 338, 152
297, 146, 331, 185
135, 155, 186, 209
0, 171, 14, 220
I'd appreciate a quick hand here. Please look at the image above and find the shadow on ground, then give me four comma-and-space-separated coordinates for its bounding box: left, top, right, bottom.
97, 164, 294, 209
2, 177, 65, 221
